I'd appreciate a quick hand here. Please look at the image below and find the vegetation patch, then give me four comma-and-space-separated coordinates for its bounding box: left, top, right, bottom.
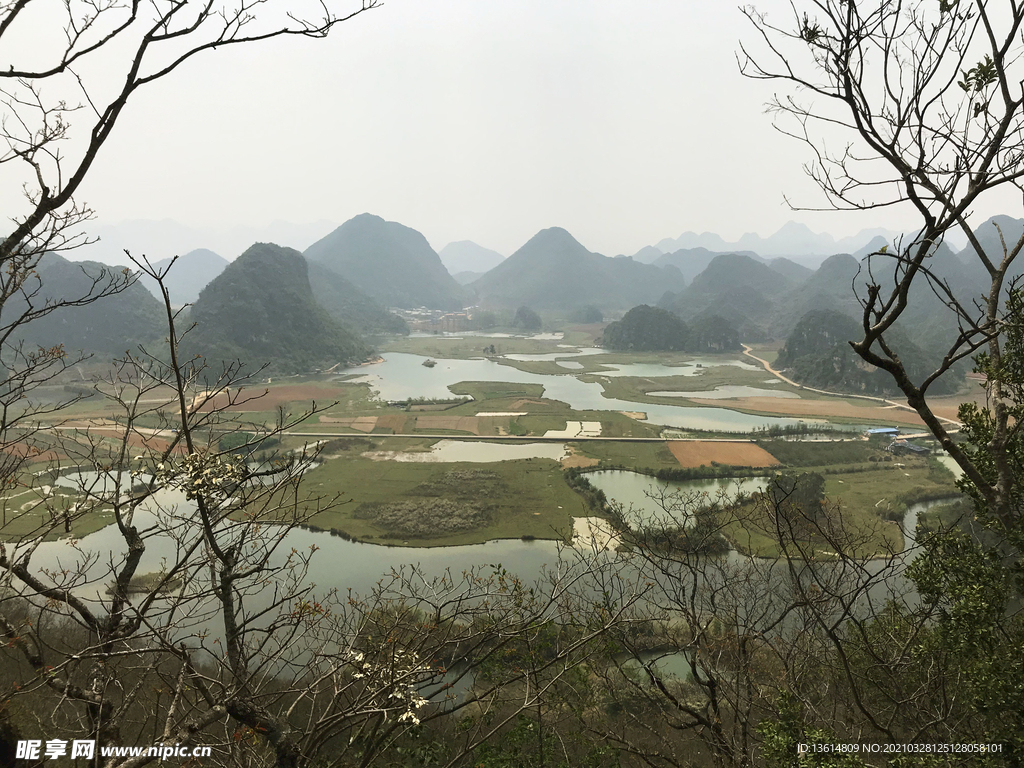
574, 441, 682, 471
756, 439, 879, 467
355, 498, 493, 537
449, 381, 545, 401
295, 457, 579, 546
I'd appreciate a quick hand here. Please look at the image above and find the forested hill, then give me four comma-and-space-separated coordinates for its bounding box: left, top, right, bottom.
11, 253, 165, 357
775, 308, 963, 395
307, 261, 408, 336
653, 247, 763, 283
470, 227, 686, 312
188, 243, 371, 373
305, 213, 468, 310
602, 305, 741, 352
659, 253, 794, 340
769, 253, 864, 337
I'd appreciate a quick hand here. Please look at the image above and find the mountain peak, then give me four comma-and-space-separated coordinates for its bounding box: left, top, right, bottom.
305, 214, 467, 310
189, 242, 369, 372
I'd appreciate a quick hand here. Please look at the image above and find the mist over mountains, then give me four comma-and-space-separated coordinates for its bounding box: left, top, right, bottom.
138, 249, 229, 305
33, 211, 1022, 393
652, 222, 901, 262
469, 227, 686, 311
305, 214, 468, 311
438, 241, 505, 276
72, 219, 340, 267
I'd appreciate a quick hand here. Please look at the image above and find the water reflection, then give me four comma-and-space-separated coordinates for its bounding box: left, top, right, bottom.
586, 470, 767, 527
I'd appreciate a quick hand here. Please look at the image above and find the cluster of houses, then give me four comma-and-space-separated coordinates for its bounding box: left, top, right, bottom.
866, 427, 932, 456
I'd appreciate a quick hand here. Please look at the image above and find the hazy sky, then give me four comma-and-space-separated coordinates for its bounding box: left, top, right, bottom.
6, 0, 1003, 258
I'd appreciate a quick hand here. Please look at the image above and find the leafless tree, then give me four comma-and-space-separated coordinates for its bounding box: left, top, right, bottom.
0, 260, 647, 767
741, 1, 1024, 525
0, 0, 381, 515
577, 478, 975, 768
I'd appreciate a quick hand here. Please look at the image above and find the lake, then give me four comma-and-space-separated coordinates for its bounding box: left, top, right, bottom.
346, 353, 824, 433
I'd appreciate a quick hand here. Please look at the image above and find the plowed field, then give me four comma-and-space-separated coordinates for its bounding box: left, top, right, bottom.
668, 441, 780, 468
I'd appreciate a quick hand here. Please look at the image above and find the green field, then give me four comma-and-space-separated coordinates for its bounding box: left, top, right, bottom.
0, 477, 114, 541
293, 454, 584, 546
722, 461, 960, 558
573, 440, 682, 470
589, 367, 800, 405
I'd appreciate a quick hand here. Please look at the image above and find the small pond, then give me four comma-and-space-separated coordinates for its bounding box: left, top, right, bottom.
586, 470, 768, 527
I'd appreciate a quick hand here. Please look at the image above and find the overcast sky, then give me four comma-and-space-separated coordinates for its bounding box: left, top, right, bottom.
6, 0, 1002, 259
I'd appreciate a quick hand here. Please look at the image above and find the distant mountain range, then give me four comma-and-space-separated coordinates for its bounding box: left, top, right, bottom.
50, 212, 1022, 373
305, 214, 468, 310
652, 216, 1008, 364
469, 227, 686, 312
438, 241, 505, 276
139, 248, 229, 305
70, 218, 339, 267
652, 222, 900, 262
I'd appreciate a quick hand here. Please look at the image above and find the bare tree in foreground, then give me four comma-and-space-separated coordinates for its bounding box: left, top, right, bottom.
582, 478, 982, 768
0, 259, 646, 767
0, 0, 381, 533
742, 0, 1024, 524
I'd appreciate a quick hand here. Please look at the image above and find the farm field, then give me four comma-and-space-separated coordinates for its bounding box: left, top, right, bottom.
684, 394, 928, 426
667, 441, 781, 468
9, 331, 967, 552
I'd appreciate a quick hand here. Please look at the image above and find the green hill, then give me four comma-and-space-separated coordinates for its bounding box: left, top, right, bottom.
307, 261, 408, 336
12, 253, 165, 357
601, 306, 741, 353
305, 213, 467, 310
602, 305, 689, 351
188, 243, 370, 373
776, 308, 962, 396
661, 253, 792, 339
653, 247, 763, 282
470, 227, 686, 312
767, 257, 813, 284
681, 253, 793, 298
769, 253, 863, 337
